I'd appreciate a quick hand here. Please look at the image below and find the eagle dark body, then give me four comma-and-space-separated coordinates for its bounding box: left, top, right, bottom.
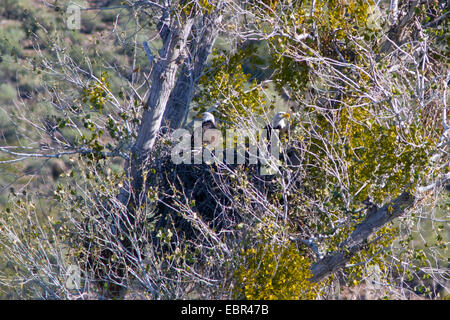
191, 112, 220, 157
264, 112, 303, 168
259, 112, 290, 174
263, 121, 289, 141
202, 119, 217, 132
263, 111, 290, 149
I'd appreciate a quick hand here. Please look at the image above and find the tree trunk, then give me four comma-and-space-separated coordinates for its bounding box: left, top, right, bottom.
118, 15, 195, 205
134, 20, 195, 157
378, 1, 419, 57
163, 13, 223, 129
309, 190, 415, 282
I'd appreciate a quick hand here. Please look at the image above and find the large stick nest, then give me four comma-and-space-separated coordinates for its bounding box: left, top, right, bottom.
145, 148, 284, 239
144, 139, 305, 242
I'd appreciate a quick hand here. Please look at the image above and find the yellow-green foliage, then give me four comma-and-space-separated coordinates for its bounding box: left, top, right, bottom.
78, 72, 115, 160
234, 241, 318, 300
339, 107, 431, 203
268, 0, 379, 91
82, 71, 111, 112
314, 0, 376, 37
307, 105, 432, 204
179, 0, 215, 16
195, 49, 272, 124
345, 224, 398, 286
0, 193, 69, 298
297, 105, 433, 281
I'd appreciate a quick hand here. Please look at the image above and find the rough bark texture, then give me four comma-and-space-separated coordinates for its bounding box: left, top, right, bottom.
378, 1, 419, 56
310, 190, 415, 282
134, 20, 195, 156
163, 13, 223, 129
117, 15, 195, 206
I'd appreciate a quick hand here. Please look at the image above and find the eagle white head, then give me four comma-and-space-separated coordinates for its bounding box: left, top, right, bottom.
272, 112, 290, 130
202, 112, 216, 125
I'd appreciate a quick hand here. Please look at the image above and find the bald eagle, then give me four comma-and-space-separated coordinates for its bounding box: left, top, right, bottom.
258, 112, 290, 175
271, 112, 290, 135
200, 112, 218, 142
262, 112, 290, 151
263, 112, 290, 152
266, 112, 304, 169
192, 112, 219, 161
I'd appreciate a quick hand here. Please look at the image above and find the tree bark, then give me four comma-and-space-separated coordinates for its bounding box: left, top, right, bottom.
117, 15, 195, 205
163, 13, 223, 129
134, 21, 194, 157
309, 190, 415, 283
378, 1, 419, 57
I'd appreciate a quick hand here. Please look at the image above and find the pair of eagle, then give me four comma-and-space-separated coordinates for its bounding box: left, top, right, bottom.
194, 111, 291, 163
200, 110, 289, 132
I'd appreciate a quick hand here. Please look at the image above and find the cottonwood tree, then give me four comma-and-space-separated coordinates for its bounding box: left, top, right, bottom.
0, 0, 448, 299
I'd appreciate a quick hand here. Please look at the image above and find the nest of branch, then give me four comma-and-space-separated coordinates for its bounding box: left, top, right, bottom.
80, 141, 305, 297
145, 146, 287, 241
